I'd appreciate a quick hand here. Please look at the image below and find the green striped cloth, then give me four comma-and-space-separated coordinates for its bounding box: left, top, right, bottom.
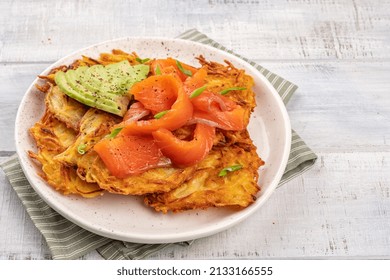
0, 29, 317, 260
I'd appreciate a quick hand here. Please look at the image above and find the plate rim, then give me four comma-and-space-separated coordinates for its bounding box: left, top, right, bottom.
15, 36, 291, 243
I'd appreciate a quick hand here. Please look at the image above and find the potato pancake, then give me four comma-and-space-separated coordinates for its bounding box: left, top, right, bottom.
28, 110, 103, 197
28, 49, 264, 213
45, 85, 88, 131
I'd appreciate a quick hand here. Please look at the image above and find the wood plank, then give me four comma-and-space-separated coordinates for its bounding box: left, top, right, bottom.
0, 63, 47, 152
1, 152, 389, 259
1, 61, 389, 152
0, 0, 389, 62
263, 60, 390, 153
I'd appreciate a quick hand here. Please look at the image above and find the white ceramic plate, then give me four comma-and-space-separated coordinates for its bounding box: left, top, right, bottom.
15, 37, 291, 243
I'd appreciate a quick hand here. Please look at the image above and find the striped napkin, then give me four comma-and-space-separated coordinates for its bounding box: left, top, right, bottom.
0, 29, 317, 260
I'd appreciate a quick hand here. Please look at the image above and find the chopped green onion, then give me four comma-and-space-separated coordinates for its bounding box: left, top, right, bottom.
155, 65, 162, 75
220, 87, 246, 95
107, 127, 123, 139
77, 144, 87, 155
218, 164, 243, 177
190, 85, 207, 99
154, 110, 169, 119
136, 57, 150, 64
175, 60, 192, 77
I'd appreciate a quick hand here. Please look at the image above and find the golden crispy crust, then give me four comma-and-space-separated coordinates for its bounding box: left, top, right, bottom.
29, 110, 77, 153
54, 108, 120, 167
28, 111, 103, 197
45, 85, 88, 131
198, 55, 256, 111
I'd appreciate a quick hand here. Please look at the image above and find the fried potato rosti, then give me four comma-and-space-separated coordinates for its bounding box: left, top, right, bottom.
45, 85, 88, 131
198, 55, 256, 117
96, 49, 138, 65
28, 111, 103, 197
54, 108, 120, 167
28, 49, 264, 213
69, 49, 139, 68
77, 150, 197, 195
144, 132, 264, 213
29, 149, 103, 198
29, 110, 77, 152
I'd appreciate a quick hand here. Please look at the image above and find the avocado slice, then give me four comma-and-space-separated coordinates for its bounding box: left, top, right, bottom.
81, 61, 149, 96
81, 65, 105, 93
125, 64, 150, 88
104, 61, 150, 90
54, 61, 149, 116
65, 68, 118, 105
56, 70, 128, 116
78, 65, 123, 96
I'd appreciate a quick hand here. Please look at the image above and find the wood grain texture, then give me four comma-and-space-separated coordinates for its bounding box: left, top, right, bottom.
1, 0, 390, 260
0, 0, 389, 62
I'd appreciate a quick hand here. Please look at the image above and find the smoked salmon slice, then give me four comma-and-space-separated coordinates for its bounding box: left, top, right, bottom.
190, 91, 246, 131
151, 58, 198, 81
152, 123, 215, 167
122, 102, 150, 123
130, 75, 181, 114
94, 134, 167, 178
191, 91, 237, 112
183, 68, 207, 95
121, 81, 193, 135
191, 105, 246, 131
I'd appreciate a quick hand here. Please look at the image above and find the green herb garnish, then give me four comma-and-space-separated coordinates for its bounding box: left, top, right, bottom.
136, 57, 150, 64
77, 144, 87, 155
220, 87, 246, 95
218, 164, 243, 177
190, 85, 207, 99
175, 60, 192, 77
155, 65, 162, 75
107, 127, 123, 139
154, 110, 169, 119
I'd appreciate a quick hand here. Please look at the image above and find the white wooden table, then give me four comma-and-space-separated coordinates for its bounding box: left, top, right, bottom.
1, 0, 389, 260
